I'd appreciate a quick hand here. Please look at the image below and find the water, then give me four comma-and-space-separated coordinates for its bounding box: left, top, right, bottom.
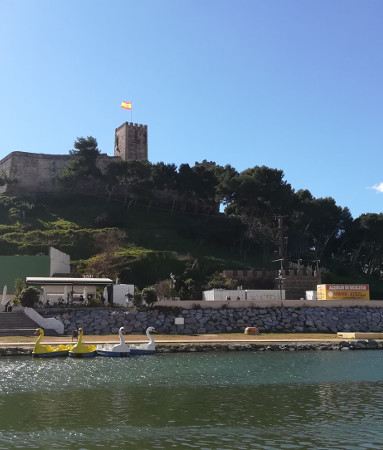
1, 351, 383, 449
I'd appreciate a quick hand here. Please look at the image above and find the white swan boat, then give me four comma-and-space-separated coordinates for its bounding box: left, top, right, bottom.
97, 327, 130, 357
129, 326, 156, 355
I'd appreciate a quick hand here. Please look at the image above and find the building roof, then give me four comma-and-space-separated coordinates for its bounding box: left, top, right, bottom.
26, 277, 113, 286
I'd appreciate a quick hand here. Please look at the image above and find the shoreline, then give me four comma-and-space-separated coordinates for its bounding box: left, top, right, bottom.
1, 338, 382, 356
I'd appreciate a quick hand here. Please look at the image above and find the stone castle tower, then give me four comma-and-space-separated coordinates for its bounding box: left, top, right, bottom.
114, 122, 148, 161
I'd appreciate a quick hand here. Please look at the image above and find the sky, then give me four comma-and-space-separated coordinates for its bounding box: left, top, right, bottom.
0, 0, 382, 218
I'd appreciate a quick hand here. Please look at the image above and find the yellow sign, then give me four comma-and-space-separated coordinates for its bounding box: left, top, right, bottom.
317, 284, 370, 300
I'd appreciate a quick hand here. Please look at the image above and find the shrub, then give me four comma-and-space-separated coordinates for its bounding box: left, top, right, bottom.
133, 291, 143, 308
19, 287, 40, 308
141, 287, 158, 307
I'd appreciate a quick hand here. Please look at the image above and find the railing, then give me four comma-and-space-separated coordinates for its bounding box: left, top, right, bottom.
23, 307, 64, 334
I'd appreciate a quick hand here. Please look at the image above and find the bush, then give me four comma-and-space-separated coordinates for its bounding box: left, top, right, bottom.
19, 287, 40, 308
133, 291, 143, 308
141, 287, 158, 307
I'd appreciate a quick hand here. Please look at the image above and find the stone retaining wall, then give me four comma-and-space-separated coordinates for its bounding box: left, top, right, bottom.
42, 305, 383, 335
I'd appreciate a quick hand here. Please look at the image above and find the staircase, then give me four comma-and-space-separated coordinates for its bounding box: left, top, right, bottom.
0, 311, 56, 336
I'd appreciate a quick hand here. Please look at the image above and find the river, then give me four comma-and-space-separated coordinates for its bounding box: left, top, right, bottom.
1, 351, 383, 449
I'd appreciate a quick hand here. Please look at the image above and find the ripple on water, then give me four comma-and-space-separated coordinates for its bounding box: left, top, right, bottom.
1, 352, 383, 448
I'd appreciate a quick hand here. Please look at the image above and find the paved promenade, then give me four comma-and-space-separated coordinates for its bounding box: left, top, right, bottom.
0, 332, 361, 347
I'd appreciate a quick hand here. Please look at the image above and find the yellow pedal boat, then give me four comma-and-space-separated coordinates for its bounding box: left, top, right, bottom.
32, 328, 72, 358
69, 328, 97, 358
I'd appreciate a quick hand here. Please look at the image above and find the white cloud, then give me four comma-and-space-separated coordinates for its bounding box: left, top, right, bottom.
371, 182, 383, 193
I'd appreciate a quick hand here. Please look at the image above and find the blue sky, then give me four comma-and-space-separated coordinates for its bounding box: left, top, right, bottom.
0, 0, 382, 218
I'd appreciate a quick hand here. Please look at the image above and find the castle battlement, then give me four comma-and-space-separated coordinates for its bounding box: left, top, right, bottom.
116, 122, 148, 130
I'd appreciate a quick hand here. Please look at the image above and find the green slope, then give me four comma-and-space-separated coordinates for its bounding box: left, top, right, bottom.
0, 193, 272, 289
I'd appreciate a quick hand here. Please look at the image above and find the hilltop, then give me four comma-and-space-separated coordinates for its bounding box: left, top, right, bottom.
0, 136, 382, 298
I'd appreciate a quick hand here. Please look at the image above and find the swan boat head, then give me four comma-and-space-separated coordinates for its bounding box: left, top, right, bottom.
129, 326, 157, 354
97, 326, 130, 356
34, 327, 44, 338
69, 327, 96, 357
33, 328, 69, 357
111, 326, 130, 353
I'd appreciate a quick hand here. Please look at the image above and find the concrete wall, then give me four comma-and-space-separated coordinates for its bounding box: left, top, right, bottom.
49, 247, 70, 276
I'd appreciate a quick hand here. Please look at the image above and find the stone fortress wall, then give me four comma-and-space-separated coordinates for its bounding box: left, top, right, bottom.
0, 151, 114, 195
0, 151, 71, 194
0, 122, 148, 195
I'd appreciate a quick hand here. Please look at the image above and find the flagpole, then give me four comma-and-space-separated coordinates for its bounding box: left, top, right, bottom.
120, 101, 133, 121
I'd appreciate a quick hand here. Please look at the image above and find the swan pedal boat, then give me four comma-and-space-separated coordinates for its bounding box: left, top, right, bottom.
96, 326, 157, 357
97, 327, 130, 357
129, 326, 156, 355
69, 328, 97, 358
33, 328, 73, 358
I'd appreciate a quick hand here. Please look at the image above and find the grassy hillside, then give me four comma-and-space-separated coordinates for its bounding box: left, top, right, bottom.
0, 194, 271, 290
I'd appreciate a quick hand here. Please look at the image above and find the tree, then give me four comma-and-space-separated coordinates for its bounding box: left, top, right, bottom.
153, 279, 174, 300
289, 190, 352, 262
61, 136, 102, 189
14, 278, 26, 304
19, 287, 40, 307
69, 136, 101, 176
152, 162, 178, 191
206, 272, 238, 289
84, 229, 126, 278
141, 287, 158, 307
104, 160, 153, 202
339, 213, 383, 277
133, 290, 143, 308
223, 166, 295, 218
194, 160, 238, 204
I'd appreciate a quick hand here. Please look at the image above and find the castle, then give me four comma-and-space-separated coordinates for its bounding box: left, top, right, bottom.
0, 122, 148, 195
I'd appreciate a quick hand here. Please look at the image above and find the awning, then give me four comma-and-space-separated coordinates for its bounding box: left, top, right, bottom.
26, 277, 113, 286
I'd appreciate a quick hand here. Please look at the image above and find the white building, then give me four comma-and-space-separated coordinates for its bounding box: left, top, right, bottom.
203, 289, 285, 302
26, 277, 113, 305
112, 283, 135, 307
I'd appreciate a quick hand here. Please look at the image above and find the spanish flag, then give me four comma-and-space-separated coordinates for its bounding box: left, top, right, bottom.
121, 101, 132, 110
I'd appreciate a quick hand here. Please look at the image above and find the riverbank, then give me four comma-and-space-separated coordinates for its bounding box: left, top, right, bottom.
1, 333, 383, 355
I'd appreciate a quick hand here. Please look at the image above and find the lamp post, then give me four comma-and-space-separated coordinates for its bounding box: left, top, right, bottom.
272, 258, 285, 306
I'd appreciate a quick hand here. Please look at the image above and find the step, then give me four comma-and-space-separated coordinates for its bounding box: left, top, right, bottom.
0, 312, 58, 336
0, 328, 36, 337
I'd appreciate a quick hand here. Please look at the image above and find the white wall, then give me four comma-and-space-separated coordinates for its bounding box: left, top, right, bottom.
157, 299, 378, 309
24, 307, 64, 334
113, 284, 135, 306
203, 289, 285, 301
49, 247, 70, 276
